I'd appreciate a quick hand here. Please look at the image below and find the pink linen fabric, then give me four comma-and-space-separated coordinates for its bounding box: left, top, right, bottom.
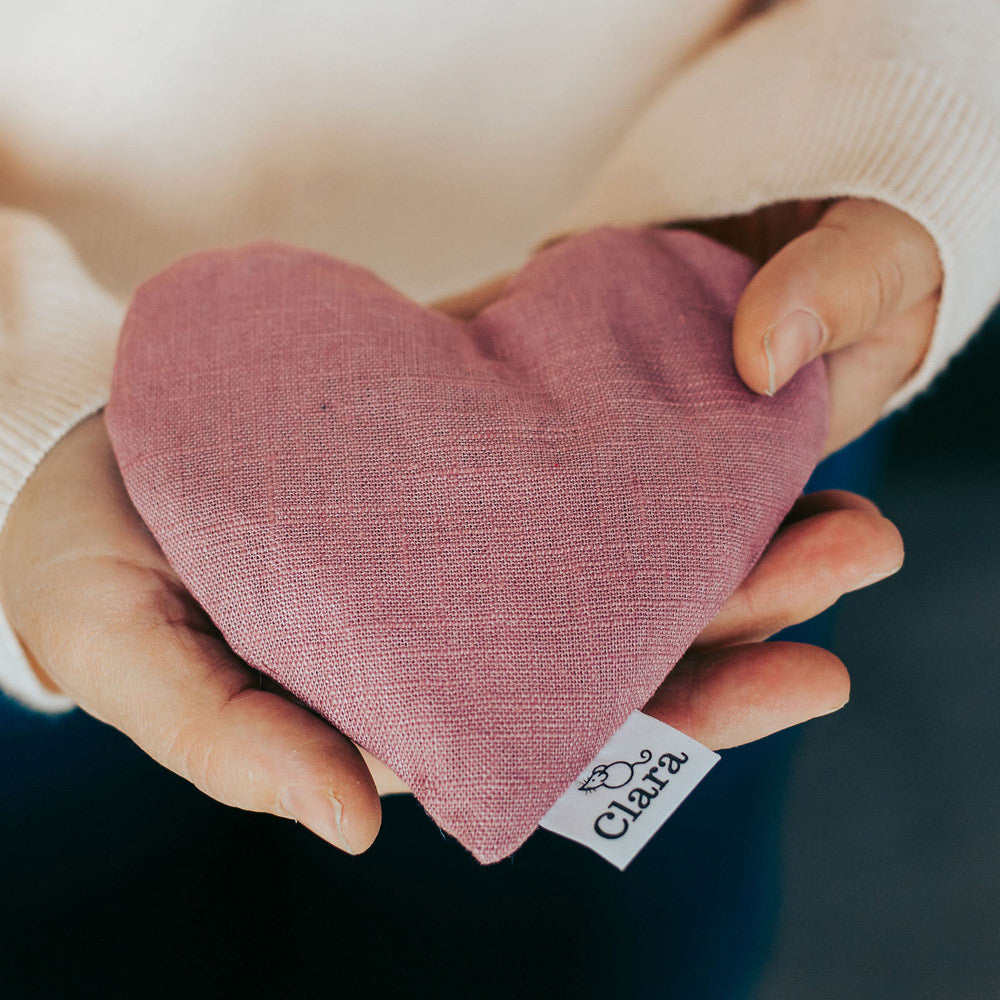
105, 226, 828, 863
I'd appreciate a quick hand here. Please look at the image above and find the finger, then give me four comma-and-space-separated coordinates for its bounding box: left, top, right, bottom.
779, 487, 882, 524
695, 492, 903, 649
358, 746, 412, 795
255, 672, 412, 796
733, 198, 942, 395
27, 560, 381, 853
822, 294, 940, 455
4, 417, 381, 854
644, 641, 850, 750
41, 568, 381, 853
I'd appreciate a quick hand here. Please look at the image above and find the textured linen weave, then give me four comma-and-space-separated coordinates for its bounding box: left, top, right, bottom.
105, 226, 828, 863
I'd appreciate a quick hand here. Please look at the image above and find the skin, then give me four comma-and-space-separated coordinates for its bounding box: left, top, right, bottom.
444, 198, 944, 457
0, 196, 932, 855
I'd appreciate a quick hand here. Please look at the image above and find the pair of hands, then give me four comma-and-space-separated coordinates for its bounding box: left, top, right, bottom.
0, 198, 940, 855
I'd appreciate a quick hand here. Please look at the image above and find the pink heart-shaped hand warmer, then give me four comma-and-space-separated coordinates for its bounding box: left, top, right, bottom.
105, 226, 827, 863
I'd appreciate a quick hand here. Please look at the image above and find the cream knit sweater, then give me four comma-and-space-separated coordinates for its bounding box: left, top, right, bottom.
2, 0, 999, 712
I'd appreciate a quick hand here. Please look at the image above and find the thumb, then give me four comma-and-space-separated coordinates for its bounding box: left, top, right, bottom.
32, 559, 384, 855
733, 198, 942, 395
1, 414, 382, 855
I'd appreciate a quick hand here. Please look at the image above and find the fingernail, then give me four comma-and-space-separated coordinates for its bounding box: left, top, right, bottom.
857, 562, 904, 588
278, 786, 354, 854
820, 697, 850, 717
763, 310, 824, 395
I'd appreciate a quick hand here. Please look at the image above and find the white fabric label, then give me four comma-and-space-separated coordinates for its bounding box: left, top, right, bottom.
538, 710, 720, 870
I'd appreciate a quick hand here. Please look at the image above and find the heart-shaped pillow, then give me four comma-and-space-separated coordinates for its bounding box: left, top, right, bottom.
105, 226, 827, 863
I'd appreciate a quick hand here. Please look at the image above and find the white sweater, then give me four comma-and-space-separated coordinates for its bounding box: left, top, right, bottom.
2, 0, 999, 712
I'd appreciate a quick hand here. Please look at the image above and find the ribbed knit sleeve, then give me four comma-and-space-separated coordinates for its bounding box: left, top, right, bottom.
543, 0, 1000, 414
0, 208, 124, 711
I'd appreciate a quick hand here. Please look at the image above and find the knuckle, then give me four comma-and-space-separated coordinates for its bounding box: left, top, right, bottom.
162, 718, 231, 803
863, 252, 906, 326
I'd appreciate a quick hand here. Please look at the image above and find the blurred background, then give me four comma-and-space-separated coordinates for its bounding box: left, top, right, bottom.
1, 307, 997, 999
756, 304, 1000, 998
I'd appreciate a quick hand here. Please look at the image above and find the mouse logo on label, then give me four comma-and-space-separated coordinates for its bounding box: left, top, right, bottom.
578, 749, 653, 793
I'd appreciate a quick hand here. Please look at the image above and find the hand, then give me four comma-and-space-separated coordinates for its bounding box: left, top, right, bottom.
0, 413, 901, 815
642, 488, 900, 748
0, 413, 381, 855
443, 198, 942, 455
684, 198, 943, 455
0, 274, 903, 856
429, 279, 904, 754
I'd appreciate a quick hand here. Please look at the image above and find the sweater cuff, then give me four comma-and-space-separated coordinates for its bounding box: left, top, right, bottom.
0, 207, 124, 713
540, 0, 1000, 416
